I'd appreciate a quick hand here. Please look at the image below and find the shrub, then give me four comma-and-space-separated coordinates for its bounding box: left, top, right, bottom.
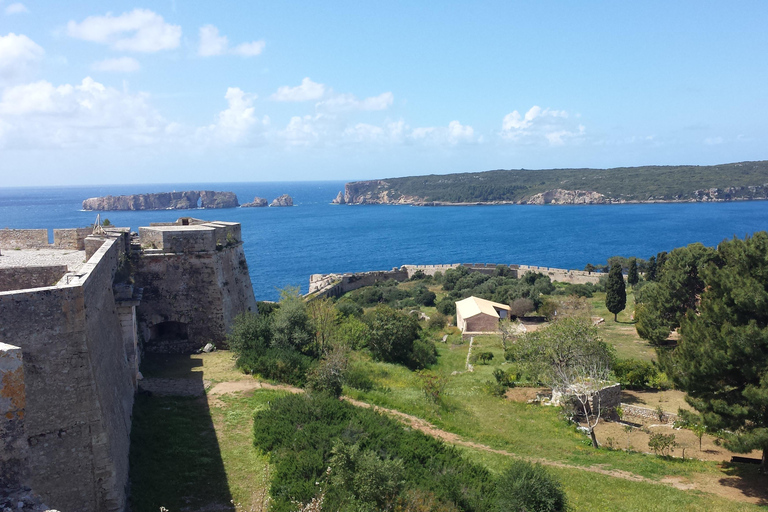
436, 297, 456, 316
412, 286, 437, 307
411, 338, 438, 369
427, 312, 449, 330
345, 363, 375, 392
249, 347, 313, 386
648, 432, 677, 456
336, 316, 371, 350
476, 352, 494, 364
509, 298, 535, 318
306, 347, 348, 398
417, 370, 448, 404
227, 312, 272, 370
612, 358, 658, 389
484, 381, 508, 397
493, 460, 568, 512
364, 305, 421, 366
493, 368, 516, 388
336, 298, 363, 318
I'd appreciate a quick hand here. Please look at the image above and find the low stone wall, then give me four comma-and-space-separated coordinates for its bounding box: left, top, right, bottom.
552, 383, 621, 414
0, 229, 48, 249
517, 264, 602, 285
0, 266, 67, 292
308, 268, 409, 298
53, 227, 93, 250
620, 403, 678, 424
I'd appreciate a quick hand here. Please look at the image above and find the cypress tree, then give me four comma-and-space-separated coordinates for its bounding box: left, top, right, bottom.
605, 263, 626, 322
646, 256, 657, 281
627, 258, 639, 287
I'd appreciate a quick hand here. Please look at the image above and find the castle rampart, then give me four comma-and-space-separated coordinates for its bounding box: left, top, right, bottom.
308, 263, 602, 298
0, 232, 135, 512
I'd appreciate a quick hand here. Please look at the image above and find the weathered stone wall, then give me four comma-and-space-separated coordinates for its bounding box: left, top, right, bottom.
308, 268, 410, 298
309, 262, 600, 297
52, 227, 93, 250
0, 229, 48, 249
134, 241, 257, 352
0, 343, 26, 489
0, 265, 67, 292
516, 264, 602, 285
464, 313, 500, 333
620, 403, 678, 423
0, 236, 134, 512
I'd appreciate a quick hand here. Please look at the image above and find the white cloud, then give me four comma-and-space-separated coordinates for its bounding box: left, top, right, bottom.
501, 105, 584, 145
704, 136, 723, 145
343, 120, 406, 144
316, 91, 393, 112
92, 56, 140, 73
66, 9, 181, 52
232, 41, 265, 56
5, 3, 29, 15
197, 87, 266, 145
198, 25, 228, 56
0, 33, 44, 84
197, 24, 264, 57
411, 120, 476, 145
0, 77, 171, 148
271, 77, 326, 102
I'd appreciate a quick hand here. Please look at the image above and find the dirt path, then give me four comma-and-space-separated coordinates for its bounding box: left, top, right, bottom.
144, 375, 765, 505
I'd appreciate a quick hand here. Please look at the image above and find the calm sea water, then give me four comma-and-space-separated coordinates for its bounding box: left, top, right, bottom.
2, 181, 768, 301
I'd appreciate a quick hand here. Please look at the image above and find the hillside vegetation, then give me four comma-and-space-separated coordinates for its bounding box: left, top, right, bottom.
342, 160, 768, 204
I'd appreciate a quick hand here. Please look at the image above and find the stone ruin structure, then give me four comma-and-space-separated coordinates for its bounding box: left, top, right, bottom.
0, 218, 256, 511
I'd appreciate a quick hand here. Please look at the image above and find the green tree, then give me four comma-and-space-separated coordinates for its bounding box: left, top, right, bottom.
363, 305, 421, 365
645, 255, 657, 281
605, 263, 626, 321
308, 297, 339, 354
664, 233, 768, 472
271, 287, 314, 355
493, 460, 568, 512
634, 243, 717, 344
627, 258, 639, 287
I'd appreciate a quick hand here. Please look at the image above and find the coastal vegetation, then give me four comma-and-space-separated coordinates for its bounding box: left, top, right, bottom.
342, 160, 768, 204
129, 233, 768, 510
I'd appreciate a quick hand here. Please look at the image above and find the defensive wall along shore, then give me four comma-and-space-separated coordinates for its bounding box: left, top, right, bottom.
308, 263, 602, 298
0, 218, 257, 511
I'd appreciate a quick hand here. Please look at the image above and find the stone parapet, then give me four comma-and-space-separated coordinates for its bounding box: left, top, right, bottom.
0, 342, 26, 489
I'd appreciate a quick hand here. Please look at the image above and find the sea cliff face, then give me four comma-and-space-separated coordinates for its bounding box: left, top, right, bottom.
82, 191, 239, 210
344, 181, 425, 205
522, 189, 607, 205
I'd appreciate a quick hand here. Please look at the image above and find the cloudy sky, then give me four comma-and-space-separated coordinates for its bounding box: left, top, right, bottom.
1, 1, 767, 186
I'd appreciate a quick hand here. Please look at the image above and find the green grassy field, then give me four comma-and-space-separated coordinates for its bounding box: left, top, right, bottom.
129, 347, 766, 511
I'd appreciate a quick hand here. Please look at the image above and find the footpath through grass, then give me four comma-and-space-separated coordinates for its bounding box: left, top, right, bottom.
129, 351, 766, 511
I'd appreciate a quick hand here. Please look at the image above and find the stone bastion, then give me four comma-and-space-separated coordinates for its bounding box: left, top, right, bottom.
0, 217, 256, 512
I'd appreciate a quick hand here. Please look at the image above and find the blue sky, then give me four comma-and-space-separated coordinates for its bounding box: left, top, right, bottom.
1, 1, 767, 186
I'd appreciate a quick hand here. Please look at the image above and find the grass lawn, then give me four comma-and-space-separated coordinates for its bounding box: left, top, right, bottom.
130, 351, 767, 511
589, 291, 657, 362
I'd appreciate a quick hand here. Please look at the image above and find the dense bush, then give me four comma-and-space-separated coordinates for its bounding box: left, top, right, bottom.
253, 393, 499, 512
335, 298, 363, 318
364, 305, 422, 366
436, 297, 457, 316
493, 460, 568, 512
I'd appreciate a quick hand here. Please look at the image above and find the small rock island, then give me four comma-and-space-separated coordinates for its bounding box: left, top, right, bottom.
82, 191, 239, 211
241, 196, 269, 208
270, 194, 293, 207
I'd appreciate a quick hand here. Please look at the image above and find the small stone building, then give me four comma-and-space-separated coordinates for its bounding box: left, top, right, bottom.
456, 296, 511, 334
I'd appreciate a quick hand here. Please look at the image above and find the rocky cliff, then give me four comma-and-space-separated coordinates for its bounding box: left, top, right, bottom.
522, 189, 607, 205
82, 191, 239, 211
344, 181, 424, 205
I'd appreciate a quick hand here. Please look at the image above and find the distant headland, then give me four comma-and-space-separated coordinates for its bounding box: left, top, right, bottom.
332, 160, 768, 205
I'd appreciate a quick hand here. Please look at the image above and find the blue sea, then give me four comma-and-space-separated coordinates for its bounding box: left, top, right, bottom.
2, 181, 768, 301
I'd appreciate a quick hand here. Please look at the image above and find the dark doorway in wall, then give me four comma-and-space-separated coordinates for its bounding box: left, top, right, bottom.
149, 321, 189, 342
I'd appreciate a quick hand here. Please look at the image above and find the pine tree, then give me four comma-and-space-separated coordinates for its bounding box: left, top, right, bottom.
605, 263, 626, 322
665, 232, 768, 473
627, 258, 639, 287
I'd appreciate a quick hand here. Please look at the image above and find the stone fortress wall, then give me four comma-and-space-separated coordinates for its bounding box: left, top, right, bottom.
0, 217, 258, 511
134, 218, 257, 353
0, 231, 135, 512
309, 263, 602, 298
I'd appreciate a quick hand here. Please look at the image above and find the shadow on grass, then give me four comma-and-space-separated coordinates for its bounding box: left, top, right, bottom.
129, 354, 234, 512
717, 462, 768, 506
